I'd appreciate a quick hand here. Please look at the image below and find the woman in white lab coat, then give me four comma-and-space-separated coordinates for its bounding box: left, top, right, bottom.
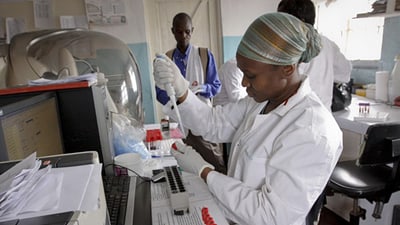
153, 12, 343, 225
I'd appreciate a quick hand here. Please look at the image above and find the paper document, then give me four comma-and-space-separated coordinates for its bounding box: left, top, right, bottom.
0, 153, 102, 222
33, 0, 55, 29
151, 172, 229, 225
0, 152, 37, 192
28, 73, 97, 86
0, 153, 63, 220
85, 0, 127, 25
60, 15, 89, 29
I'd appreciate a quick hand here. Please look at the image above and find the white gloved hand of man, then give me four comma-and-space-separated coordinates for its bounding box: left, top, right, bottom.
170, 141, 215, 177
153, 53, 189, 98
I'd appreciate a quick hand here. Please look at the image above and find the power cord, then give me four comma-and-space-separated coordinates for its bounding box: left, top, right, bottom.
75, 58, 96, 73
103, 163, 151, 182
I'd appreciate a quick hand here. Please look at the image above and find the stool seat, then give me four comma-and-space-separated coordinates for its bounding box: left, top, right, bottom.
329, 160, 393, 198
327, 123, 400, 225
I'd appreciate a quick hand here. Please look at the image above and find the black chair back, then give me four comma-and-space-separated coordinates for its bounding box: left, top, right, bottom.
357, 123, 400, 166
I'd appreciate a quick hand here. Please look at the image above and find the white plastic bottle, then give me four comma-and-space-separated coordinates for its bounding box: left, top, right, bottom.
388, 54, 400, 105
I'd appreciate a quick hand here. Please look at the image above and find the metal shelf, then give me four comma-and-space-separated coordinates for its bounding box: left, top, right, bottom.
356, 0, 400, 18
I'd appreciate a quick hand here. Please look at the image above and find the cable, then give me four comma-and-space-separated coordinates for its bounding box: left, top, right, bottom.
75, 59, 95, 73
57, 67, 71, 78
103, 163, 151, 182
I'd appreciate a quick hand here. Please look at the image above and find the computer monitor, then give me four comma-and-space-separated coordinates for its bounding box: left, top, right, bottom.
0, 92, 64, 161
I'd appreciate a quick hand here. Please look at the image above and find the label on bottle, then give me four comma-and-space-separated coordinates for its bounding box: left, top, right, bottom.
161, 119, 169, 132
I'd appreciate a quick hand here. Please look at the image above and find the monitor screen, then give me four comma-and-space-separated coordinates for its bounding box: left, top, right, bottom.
0, 92, 64, 161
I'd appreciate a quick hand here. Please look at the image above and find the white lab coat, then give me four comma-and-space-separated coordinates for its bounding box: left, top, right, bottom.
299, 35, 352, 110
185, 45, 211, 106
213, 58, 247, 106
163, 77, 343, 225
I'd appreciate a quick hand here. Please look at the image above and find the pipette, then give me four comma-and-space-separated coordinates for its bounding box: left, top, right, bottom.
154, 57, 186, 138
165, 83, 186, 137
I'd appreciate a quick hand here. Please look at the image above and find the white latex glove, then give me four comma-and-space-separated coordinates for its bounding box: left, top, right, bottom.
171, 141, 215, 177
153, 53, 189, 98
190, 85, 206, 95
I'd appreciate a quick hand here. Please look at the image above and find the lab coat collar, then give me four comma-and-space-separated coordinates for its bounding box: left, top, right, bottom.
269, 76, 311, 117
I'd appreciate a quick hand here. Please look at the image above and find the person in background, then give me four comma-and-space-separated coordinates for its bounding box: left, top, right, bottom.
213, 57, 247, 106
155, 12, 226, 173
153, 12, 343, 225
278, 0, 352, 111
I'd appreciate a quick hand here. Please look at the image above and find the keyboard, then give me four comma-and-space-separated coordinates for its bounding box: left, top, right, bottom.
102, 175, 137, 225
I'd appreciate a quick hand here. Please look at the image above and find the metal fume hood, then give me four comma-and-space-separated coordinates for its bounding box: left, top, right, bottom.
5, 29, 144, 125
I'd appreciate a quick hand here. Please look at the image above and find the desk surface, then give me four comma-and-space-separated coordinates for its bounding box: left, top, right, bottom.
333, 95, 400, 134
134, 156, 229, 225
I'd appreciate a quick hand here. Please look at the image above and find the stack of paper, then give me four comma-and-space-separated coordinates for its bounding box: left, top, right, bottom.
0, 153, 63, 220
28, 73, 98, 86
0, 152, 102, 222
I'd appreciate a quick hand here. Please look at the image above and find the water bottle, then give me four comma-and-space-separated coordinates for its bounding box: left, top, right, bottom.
388, 54, 400, 105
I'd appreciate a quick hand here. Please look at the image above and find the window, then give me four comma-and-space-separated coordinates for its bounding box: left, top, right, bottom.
315, 0, 384, 60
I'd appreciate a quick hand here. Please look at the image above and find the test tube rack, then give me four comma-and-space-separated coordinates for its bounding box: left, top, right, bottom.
163, 165, 189, 215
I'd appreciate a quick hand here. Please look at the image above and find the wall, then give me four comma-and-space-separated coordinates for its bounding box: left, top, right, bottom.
220, 0, 280, 62
381, 16, 400, 75
219, 1, 400, 87
1, 0, 399, 123
351, 16, 400, 85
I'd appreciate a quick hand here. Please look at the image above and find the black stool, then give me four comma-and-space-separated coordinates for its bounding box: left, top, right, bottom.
327, 123, 400, 225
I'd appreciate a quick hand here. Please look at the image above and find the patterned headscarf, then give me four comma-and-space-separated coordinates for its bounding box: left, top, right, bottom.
237, 12, 321, 65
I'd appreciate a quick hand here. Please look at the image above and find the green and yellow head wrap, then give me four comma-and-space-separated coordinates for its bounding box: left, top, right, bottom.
237, 12, 321, 65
